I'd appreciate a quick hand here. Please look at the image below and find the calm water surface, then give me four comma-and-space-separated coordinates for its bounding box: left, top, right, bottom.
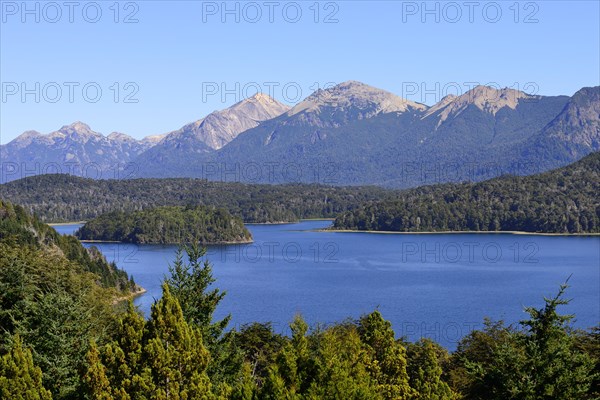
54, 221, 600, 349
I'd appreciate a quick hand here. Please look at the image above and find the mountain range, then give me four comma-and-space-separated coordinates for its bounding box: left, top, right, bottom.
2, 81, 598, 187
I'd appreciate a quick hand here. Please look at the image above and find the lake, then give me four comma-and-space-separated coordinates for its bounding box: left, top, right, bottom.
53, 221, 600, 349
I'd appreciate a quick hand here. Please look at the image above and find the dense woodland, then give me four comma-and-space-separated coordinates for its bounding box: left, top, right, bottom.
75, 206, 252, 244
333, 152, 600, 233
0, 200, 135, 292
0, 175, 396, 223
1, 201, 599, 399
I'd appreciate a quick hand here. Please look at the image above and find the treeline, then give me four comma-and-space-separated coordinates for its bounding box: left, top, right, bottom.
0, 200, 135, 291
0, 174, 396, 223
2, 244, 598, 399
75, 205, 253, 244
334, 152, 600, 233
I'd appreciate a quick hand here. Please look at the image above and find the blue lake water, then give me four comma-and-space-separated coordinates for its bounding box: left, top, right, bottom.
53, 221, 600, 349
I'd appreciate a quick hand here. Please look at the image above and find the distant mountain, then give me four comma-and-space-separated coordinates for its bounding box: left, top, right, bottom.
2, 81, 599, 188
0, 122, 159, 180
144, 81, 429, 181
133, 93, 289, 175
283, 80, 426, 127
168, 92, 290, 150
155, 82, 579, 186
518, 86, 600, 170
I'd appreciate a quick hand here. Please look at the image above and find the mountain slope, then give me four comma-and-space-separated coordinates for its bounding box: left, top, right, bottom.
517, 86, 600, 170
333, 151, 600, 233
2, 82, 597, 188
162, 83, 574, 187
132, 93, 290, 174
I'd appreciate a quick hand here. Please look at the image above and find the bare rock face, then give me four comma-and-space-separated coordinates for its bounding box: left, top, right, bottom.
542, 86, 600, 149
160, 93, 290, 150
286, 80, 427, 127
425, 86, 539, 127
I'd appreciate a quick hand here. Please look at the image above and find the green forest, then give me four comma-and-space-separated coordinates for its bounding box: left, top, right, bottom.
0, 175, 396, 224
1, 201, 599, 399
0, 200, 136, 292
75, 206, 253, 244
2, 153, 600, 235
333, 152, 600, 234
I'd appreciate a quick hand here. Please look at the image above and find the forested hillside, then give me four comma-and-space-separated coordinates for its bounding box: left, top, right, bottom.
0, 174, 395, 223
75, 206, 252, 244
0, 200, 136, 291
333, 152, 600, 233
0, 200, 139, 398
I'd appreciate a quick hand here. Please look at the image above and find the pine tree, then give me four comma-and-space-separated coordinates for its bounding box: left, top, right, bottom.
166, 244, 230, 343
260, 316, 309, 399
166, 244, 240, 392
0, 335, 52, 400
84, 341, 112, 400
92, 302, 147, 399
406, 339, 456, 400
307, 323, 379, 399
230, 362, 257, 400
465, 281, 596, 399
358, 311, 414, 399
142, 283, 212, 399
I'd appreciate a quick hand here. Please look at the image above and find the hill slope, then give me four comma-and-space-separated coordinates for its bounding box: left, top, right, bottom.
0, 200, 137, 291
332, 152, 600, 233
0, 174, 397, 223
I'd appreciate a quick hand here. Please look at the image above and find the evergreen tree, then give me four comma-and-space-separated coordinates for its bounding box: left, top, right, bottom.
92, 302, 147, 399
166, 244, 241, 393
142, 283, 213, 399
166, 244, 230, 342
306, 323, 379, 399
0, 335, 52, 400
406, 339, 457, 399
358, 311, 414, 399
230, 362, 257, 400
84, 341, 112, 400
465, 281, 595, 399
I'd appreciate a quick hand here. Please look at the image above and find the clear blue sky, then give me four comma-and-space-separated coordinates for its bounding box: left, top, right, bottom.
1, 0, 599, 143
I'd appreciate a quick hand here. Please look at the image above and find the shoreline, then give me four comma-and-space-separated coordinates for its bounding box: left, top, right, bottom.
112, 286, 147, 305
319, 229, 600, 237
245, 218, 334, 225
80, 238, 255, 245
50, 218, 335, 226
245, 221, 299, 225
